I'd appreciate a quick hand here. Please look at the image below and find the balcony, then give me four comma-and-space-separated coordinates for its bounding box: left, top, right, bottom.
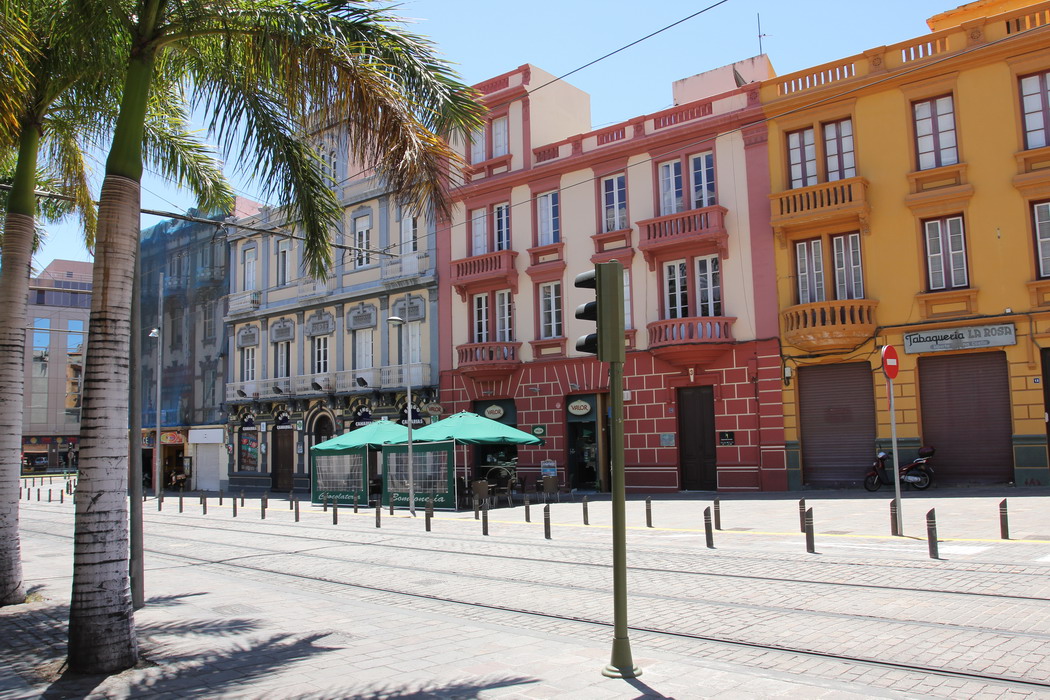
770, 177, 870, 242
297, 274, 336, 301
636, 206, 728, 270
335, 367, 380, 392
381, 363, 431, 388
646, 316, 735, 369
265, 378, 293, 398
226, 381, 259, 402
227, 290, 261, 315
292, 372, 335, 395
450, 249, 518, 300
456, 341, 522, 381
781, 299, 878, 352
381, 252, 431, 286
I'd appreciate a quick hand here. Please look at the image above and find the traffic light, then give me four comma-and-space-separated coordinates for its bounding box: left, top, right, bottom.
574, 260, 625, 363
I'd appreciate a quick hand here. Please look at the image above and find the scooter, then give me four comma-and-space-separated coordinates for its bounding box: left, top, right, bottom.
863, 447, 935, 491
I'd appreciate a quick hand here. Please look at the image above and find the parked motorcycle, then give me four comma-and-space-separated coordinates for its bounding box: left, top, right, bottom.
863, 447, 935, 491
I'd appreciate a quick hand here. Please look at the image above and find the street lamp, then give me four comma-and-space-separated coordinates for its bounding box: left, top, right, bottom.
387, 315, 415, 516
149, 324, 162, 495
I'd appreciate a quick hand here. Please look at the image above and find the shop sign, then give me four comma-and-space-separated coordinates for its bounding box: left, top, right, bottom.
567, 399, 591, 416
903, 323, 1016, 354
483, 405, 505, 420
426, 403, 443, 415
531, 425, 546, 437
540, 459, 557, 477
275, 410, 294, 430
160, 431, 184, 445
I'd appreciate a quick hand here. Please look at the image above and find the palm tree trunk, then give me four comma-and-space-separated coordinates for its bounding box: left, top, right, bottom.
0, 125, 41, 606
67, 174, 139, 673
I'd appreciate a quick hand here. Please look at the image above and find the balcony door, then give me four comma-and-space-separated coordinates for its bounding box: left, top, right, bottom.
677, 386, 716, 490
272, 426, 294, 492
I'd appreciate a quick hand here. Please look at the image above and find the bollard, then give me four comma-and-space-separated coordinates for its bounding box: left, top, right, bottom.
240, 491, 245, 507
583, 496, 589, 525
261, 497, 266, 520
645, 497, 653, 528
474, 497, 480, 520
927, 508, 939, 559
199, 492, 204, 505
60, 491, 63, 504
262, 493, 268, 511
294, 498, 300, 523
353, 493, 359, 514
48, 490, 52, 503
219, 490, 224, 505
425, 499, 433, 532
179, 494, 184, 513
704, 506, 714, 549
525, 495, 531, 523
202, 495, 207, 515
999, 499, 1010, 540
890, 499, 900, 537
798, 498, 806, 533
158, 494, 163, 511
389, 499, 394, 516
323, 495, 328, 512
714, 497, 722, 530
544, 504, 551, 540
232, 498, 237, 517
482, 501, 489, 536
36, 489, 40, 502
375, 501, 381, 528
289, 492, 294, 510
332, 500, 338, 525
805, 507, 815, 553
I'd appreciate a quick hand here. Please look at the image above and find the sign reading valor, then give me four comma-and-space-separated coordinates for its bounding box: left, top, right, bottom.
903, 323, 1016, 354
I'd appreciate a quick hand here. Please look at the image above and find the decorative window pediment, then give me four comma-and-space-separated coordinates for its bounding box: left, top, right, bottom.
236, 325, 259, 348
305, 311, 335, 337
347, 303, 377, 330
392, 295, 426, 322
270, 318, 295, 343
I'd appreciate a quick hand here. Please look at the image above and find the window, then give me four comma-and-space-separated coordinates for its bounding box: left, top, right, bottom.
924, 216, 967, 290
539, 282, 562, 339
240, 346, 256, 382
795, 239, 825, 304
242, 247, 257, 291
492, 116, 509, 157
472, 293, 489, 342
470, 126, 485, 163
495, 290, 513, 341
537, 191, 560, 245
312, 335, 329, 374
664, 261, 689, 318
824, 119, 855, 181
274, 341, 291, 379
354, 328, 373, 370
602, 174, 627, 233
494, 203, 510, 251
1034, 202, 1050, 277
202, 304, 215, 340
354, 216, 371, 267
170, 307, 183, 349
832, 233, 864, 299
787, 128, 817, 188
276, 238, 291, 286
199, 243, 212, 269
1022, 71, 1050, 149
623, 270, 633, 330
658, 160, 683, 215
695, 255, 722, 317
691, 152, 716, 208
914, 96, 958, 170
400, 214, 418, 254
470, 208, 488, 255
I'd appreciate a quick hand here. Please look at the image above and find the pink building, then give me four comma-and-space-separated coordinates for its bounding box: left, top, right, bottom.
437, 61, 787, 492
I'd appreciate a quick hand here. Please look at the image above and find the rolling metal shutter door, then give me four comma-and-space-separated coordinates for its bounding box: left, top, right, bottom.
798, 363, 876, 486
918, 352, 1013, 484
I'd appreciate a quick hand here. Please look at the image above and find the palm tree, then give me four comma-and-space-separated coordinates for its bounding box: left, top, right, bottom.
0, 0, 232, 608
71, 0, 482, 673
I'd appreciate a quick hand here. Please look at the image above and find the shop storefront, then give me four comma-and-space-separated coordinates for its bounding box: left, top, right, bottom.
21, 435, 78, 472
472, 399, 518, 481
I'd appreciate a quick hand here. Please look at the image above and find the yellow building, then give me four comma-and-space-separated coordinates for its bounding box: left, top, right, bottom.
763, 0, 1050, 488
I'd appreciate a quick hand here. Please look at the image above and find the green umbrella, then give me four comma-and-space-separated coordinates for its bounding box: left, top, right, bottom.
402, 411, 542, 445
311, 420, 409, 453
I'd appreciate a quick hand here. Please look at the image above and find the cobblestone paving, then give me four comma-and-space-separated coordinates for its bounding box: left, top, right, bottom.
7, 485, 1050, 698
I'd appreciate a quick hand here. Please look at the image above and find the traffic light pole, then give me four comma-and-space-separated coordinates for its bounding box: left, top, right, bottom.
603, 356, 639, 678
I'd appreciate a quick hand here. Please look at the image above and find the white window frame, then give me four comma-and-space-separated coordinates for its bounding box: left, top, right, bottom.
470, 208, 488, 256
658, 160, 683, 216
202, 304, 215, 340
690, 152, 716, 209
695, 254, 722, 317
494, 203, 510, 251
354, 216, 371, 267
623, 269, 633, 330
602, 174, 627, 233
492, 116, 509, 158
787, 128, 817, 189
242, 247, 257, 291
354, 328, 373, 370
795, 239, 826, 304
241, 346, 256, 382
539, 281, 563, 339
469, 127, 485, 164
924, 216, 967, 291
274, 340, 290, 379
914, 95, 958, 171
400, 214, 417, 254
664, 260, 689, 319
1035, 202, 1050, 277
495, 290, 513, 341
312, 335, 329, 374
1021, 71, 1050, 150
537, 191, 560, 246
473, 293, 490, 342
823, 119, 856, 181
832, 233, 864, 300
276, 238, 291, 286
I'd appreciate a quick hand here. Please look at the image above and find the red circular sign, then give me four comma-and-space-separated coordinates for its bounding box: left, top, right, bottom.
881, 345, 900, 380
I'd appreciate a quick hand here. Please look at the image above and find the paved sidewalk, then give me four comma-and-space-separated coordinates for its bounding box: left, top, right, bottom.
5, 484, 1050, 698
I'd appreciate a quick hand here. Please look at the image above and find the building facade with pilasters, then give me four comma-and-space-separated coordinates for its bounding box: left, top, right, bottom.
764, 0, 1050, 488
438, 62, 787, 493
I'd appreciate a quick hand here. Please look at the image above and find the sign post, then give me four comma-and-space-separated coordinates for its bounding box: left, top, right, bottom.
882, 345, 903, 536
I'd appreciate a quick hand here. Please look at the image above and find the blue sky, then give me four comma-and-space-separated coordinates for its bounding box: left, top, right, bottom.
35, 0, 953, 269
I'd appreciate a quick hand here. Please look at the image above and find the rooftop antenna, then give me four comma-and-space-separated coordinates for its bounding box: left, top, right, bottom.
757, 13, 770, 55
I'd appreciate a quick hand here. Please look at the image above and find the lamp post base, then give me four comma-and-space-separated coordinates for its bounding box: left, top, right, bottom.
602, 638, 641, 678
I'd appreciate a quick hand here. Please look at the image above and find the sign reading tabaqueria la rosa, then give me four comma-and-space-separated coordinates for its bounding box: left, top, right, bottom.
903, 323, 1016, 354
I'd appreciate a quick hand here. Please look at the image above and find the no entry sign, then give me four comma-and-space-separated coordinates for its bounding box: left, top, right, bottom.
881, 345, 899, 380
